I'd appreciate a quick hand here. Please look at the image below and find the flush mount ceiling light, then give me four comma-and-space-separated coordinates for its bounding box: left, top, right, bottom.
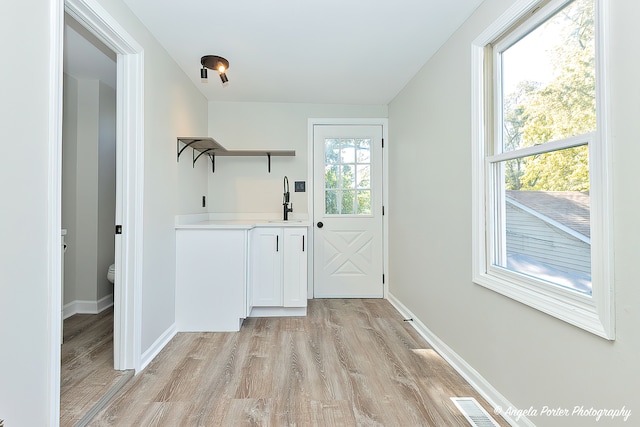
200, 55, 229, 84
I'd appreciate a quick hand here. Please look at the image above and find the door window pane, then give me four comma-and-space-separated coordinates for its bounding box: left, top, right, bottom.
357, 165, 370, 189
341, 190, 355, 214
356, 139, 371, 162
324, 137, 373, 215
357, 190, 371, 215
325, 139, 340, 164
325, 190, 338, 214
340, 140, 356, 163
341, 165, 355, 189
325, 165, 339, 189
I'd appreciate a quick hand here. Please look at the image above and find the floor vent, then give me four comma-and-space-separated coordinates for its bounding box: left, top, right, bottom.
451, 397, 500, 427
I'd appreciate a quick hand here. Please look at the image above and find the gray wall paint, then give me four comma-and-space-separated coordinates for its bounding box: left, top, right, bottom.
63, 74, 79, 304
97, 81, 116, 300
62, 76, 116, 306
206, 102, 388, 215
75, 78, 100, 301
388, 0, 640, 426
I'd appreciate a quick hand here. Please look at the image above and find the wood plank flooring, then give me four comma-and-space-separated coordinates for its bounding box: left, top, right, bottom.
89, 299, 508, 426
60, 307, 132, 427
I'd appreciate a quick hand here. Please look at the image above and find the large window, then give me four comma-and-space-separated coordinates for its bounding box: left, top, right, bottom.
472, 0, 613, 338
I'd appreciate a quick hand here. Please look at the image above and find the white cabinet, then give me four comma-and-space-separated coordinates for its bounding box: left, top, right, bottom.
283, 227, 308, 307
250, 226, 307, 314
176, 228, 248, 331
251, 227, 283, 306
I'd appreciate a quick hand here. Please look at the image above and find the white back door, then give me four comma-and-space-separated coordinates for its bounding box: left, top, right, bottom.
313, 124, 384, 297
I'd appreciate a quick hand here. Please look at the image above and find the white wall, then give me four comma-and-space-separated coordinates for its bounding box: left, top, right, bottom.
0, 0, 56, 424
206, 102, 388, 215
388, 0, 640, 426
0, 0, 209, 423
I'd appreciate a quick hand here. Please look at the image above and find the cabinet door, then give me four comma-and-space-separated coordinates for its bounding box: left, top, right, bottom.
283, 227, 308, 307
251, 227, 283, 306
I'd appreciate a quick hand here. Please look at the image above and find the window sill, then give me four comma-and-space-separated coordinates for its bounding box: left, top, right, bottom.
473, 270, 614, 340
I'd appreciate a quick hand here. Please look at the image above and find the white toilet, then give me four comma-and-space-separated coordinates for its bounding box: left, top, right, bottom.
107, 264, 115, 284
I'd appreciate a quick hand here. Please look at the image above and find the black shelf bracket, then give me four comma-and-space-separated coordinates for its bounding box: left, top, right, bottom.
193, 148, 214, 167
209, 154, 215, 173
267, 153, 271, 173
177, 139, 200, 161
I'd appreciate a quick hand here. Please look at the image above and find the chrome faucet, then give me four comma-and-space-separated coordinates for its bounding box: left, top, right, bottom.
283, 176, 293, 220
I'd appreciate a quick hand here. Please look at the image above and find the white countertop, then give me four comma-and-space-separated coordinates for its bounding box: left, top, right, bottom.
175, 214, 310, 230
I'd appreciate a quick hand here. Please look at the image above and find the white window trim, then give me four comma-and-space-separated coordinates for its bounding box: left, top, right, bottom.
471, 0, 614, 339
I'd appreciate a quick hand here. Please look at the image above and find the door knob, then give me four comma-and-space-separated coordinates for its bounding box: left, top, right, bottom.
317, 221, 324, 228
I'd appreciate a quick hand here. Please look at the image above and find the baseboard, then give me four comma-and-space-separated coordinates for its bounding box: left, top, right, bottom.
249, 306, 307, 317
140, 323, 178, 372
387, 292, 533, 427
63, 294, 114, 319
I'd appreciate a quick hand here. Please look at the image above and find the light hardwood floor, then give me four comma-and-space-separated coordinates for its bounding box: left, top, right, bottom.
89, 299, 508, 426
60, 307, 132, 427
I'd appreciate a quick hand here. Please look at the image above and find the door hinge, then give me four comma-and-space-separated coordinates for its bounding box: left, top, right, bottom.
383, 274, 385, 284
382, 138, 384, 148
115, 225, 122, 235
382, 205, 385, 215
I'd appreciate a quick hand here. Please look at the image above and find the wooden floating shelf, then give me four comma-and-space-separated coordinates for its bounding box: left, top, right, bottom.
214, 150, 295, 157
177, 137, 295, 173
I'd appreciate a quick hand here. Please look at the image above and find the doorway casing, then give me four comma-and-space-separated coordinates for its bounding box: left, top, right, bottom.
48, 0, 144, 423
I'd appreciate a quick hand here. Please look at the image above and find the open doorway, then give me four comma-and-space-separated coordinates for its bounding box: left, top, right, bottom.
62, 14, 116, 330
48, 0, 145, 423
60, 13, 130, 426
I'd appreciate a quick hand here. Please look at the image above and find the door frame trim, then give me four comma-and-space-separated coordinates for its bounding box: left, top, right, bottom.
48, 0, 144, 422
307, 118, 389, 299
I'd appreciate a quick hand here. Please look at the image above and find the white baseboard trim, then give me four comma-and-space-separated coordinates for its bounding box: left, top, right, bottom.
387, 292, 533, 427
63, 294, 114, 319
140, 323, 178, 372
249, 306, 307, 317
96, 294, 114, 313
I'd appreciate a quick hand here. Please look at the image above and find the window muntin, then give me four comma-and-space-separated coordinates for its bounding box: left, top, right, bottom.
324, 138, 372, 215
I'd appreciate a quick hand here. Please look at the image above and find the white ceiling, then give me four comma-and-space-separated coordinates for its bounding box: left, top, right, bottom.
119, 0, 484, 105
